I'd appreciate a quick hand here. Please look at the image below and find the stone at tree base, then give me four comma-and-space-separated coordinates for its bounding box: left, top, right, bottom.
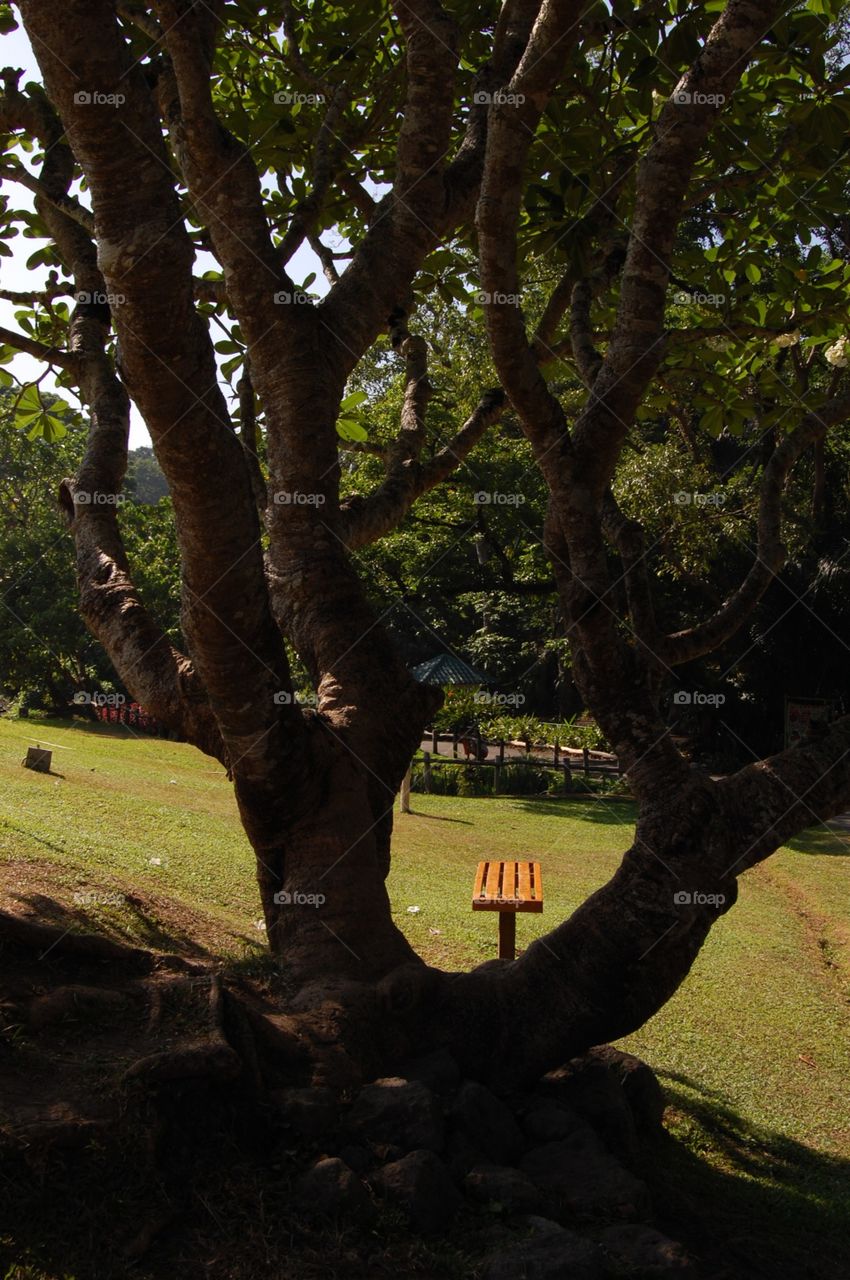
348, 1077, 444, 1152
295, 1156, 374, 1222
540, 1059, 638, 1159
520, 1137, 652, 1222
444, 1127, 487, 1182
482, 1227, 605, 1279
450, 1080, 525, 1164
464, 1163, 540, 1213
591, 1048, 667, 1133
273, 1086, 339, 1140
372, 1149, 463, 1234
520, 1099, 586, 1144
598, 1224, 696, 1275
337, 1143, 373, 1174
397, 1047, 461, 1095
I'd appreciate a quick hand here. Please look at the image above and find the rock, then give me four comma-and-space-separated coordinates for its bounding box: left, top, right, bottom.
589, 1048, 667, 1134
599, 1223, 696, 1275
348, 1077, 444, 1153
482, 1227, 604, 1279
337, 1143, 373, 1174
372, 1149, 462, 1234
295, 1156, 374, 1222
520, 1215, 569, 1235
542, 1060, 638, 1158
451, 1080, 524, 1165
465, 1163, 540, 1213
521, 1101, 585, 1144
398, 1048, 461, 1096
273, 1087, 338, 1141
520, 1138, 651, 1222
444, 1128, 486, 1182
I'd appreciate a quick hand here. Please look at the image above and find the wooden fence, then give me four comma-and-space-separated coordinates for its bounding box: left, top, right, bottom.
416, 729, 623, 794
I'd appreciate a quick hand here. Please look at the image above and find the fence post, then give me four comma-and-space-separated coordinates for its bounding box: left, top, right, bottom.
553, 738, 559, 767
499, 738, 505, 766
583, 747, 590, 776
423, 751, 432, 793
432, 726, 438, 754
452, 733, 458, 759
400, 768, 411, 813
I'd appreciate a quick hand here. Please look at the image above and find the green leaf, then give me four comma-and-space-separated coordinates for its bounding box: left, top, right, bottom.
340, 389, 368, 412
336, 417, 368, 442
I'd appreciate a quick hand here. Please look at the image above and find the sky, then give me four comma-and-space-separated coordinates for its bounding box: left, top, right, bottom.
0, 23, 329, 449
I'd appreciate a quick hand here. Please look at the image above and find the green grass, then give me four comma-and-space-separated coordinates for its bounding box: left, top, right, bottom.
1, 715, 849, 1277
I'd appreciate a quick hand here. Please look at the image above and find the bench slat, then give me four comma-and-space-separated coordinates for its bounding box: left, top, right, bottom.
485, 859, 503, 899
472, 860, 544, 913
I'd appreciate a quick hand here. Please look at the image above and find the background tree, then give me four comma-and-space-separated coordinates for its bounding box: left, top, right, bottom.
1, 0, 850, 1083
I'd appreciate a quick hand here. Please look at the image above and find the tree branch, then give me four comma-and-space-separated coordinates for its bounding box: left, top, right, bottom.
342, 386, 506, 549
657, 391, 850, 666
0, 324, 77, 369
571, 0, 780, 496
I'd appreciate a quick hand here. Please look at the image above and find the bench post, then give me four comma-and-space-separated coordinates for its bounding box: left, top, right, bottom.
498, 911, 516, 960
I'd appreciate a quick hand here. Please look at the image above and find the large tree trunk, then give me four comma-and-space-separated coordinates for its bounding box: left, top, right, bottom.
10, 0, 850, 1097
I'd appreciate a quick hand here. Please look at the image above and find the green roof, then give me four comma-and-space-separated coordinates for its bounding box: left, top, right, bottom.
411, 654, 492, 686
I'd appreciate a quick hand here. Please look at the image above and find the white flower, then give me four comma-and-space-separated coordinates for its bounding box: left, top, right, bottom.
825, 336, 849, 367
773, 330, 801, 349
406, 905, 421, 915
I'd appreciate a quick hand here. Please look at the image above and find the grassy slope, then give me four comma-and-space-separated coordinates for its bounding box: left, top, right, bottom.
1, 717, 848, 1276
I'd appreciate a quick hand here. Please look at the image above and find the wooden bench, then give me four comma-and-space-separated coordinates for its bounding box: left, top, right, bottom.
472, 860, 543, 959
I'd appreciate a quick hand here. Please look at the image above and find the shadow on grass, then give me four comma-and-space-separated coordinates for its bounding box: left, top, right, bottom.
6, 890, 220, 960
511, 796, 637, 825
402, 809, 474, 824
785, 821, 850, 857
645, 1073, 850, 1280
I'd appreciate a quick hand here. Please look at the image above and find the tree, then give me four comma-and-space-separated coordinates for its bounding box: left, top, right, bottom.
2, 0, 850, 1085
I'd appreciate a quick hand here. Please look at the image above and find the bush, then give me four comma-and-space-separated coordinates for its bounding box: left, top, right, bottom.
496, 763, 550, 795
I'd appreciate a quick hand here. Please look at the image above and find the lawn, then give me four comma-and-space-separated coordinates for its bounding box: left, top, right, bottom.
1, 716, 849, 1277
